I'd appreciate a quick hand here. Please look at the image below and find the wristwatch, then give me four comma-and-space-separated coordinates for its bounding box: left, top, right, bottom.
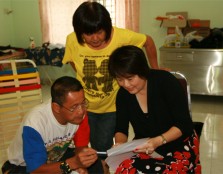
161, 134, 167, 144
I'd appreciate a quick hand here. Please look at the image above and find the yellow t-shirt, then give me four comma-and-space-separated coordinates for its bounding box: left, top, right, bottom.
63, 27, 146, 113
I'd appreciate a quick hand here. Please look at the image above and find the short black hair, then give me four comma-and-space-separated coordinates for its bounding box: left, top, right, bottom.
108, 45, 151, 79
72, 1, 112, 45
51, 76, 83, 105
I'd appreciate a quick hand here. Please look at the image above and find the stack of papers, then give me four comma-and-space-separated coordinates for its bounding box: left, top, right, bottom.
105, 138, 163, 171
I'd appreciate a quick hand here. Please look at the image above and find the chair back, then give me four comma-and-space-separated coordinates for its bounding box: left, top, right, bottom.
0, 59, 42, 165
171, 71, 203, 138
171, 71, 192, 117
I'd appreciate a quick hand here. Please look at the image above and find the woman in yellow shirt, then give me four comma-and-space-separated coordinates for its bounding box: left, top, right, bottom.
62, 1, 159, 172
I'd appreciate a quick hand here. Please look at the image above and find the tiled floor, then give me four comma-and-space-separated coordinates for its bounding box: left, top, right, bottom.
190, 95, 223, 174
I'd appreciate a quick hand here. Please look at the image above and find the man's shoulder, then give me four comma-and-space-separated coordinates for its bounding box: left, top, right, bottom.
23, 101, 51, 126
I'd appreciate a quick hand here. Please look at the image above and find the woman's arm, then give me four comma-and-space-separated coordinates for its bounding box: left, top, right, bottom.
161, 126, 182, 144
70, 62, 76, 71
144, 35, 171, 71
134, 126, 182, 154
114, 132, 128, 146
143, 35, 159, 69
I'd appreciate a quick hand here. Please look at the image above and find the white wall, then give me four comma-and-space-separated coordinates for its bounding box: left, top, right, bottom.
0, 0, 42, 47
0, 0, 14, 46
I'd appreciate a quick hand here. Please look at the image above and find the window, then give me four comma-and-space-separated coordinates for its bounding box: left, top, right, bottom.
96, 0, 126, 29
96, 0, 116, 26
39, 0, 139, 45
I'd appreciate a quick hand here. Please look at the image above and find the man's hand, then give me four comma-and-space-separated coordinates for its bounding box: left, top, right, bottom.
67, 147, 98, 170
75, 148, 98, 168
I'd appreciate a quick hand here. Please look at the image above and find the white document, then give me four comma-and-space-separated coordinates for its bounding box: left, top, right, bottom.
105, 138, 163, 171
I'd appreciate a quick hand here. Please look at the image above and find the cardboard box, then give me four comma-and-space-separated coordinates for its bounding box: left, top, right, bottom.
167, 27, 176, 34
183, 27, 210, 37
183, 19, 211, 37
162, 12, 188, 28
167, 27, 185, 35
188, 19, 210, 28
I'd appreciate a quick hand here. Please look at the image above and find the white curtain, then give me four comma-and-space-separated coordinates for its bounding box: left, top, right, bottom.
114, 0, 125, 28
39, 0, 139, 45
124, 0, 139, 32
39, 0, 86, 45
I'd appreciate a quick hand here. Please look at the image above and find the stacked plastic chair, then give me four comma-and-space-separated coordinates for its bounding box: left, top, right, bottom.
0, 59, 42, 166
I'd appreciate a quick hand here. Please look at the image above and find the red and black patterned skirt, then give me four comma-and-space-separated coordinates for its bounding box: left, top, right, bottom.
115, 131, 201, 174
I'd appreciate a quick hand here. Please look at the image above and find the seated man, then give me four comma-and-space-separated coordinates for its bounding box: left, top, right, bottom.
1, 76, 103, 174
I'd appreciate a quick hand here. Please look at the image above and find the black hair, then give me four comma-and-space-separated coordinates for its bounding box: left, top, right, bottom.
72, 1, 112, 45
51, 76, 83, 105
108, 45, 151, 79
